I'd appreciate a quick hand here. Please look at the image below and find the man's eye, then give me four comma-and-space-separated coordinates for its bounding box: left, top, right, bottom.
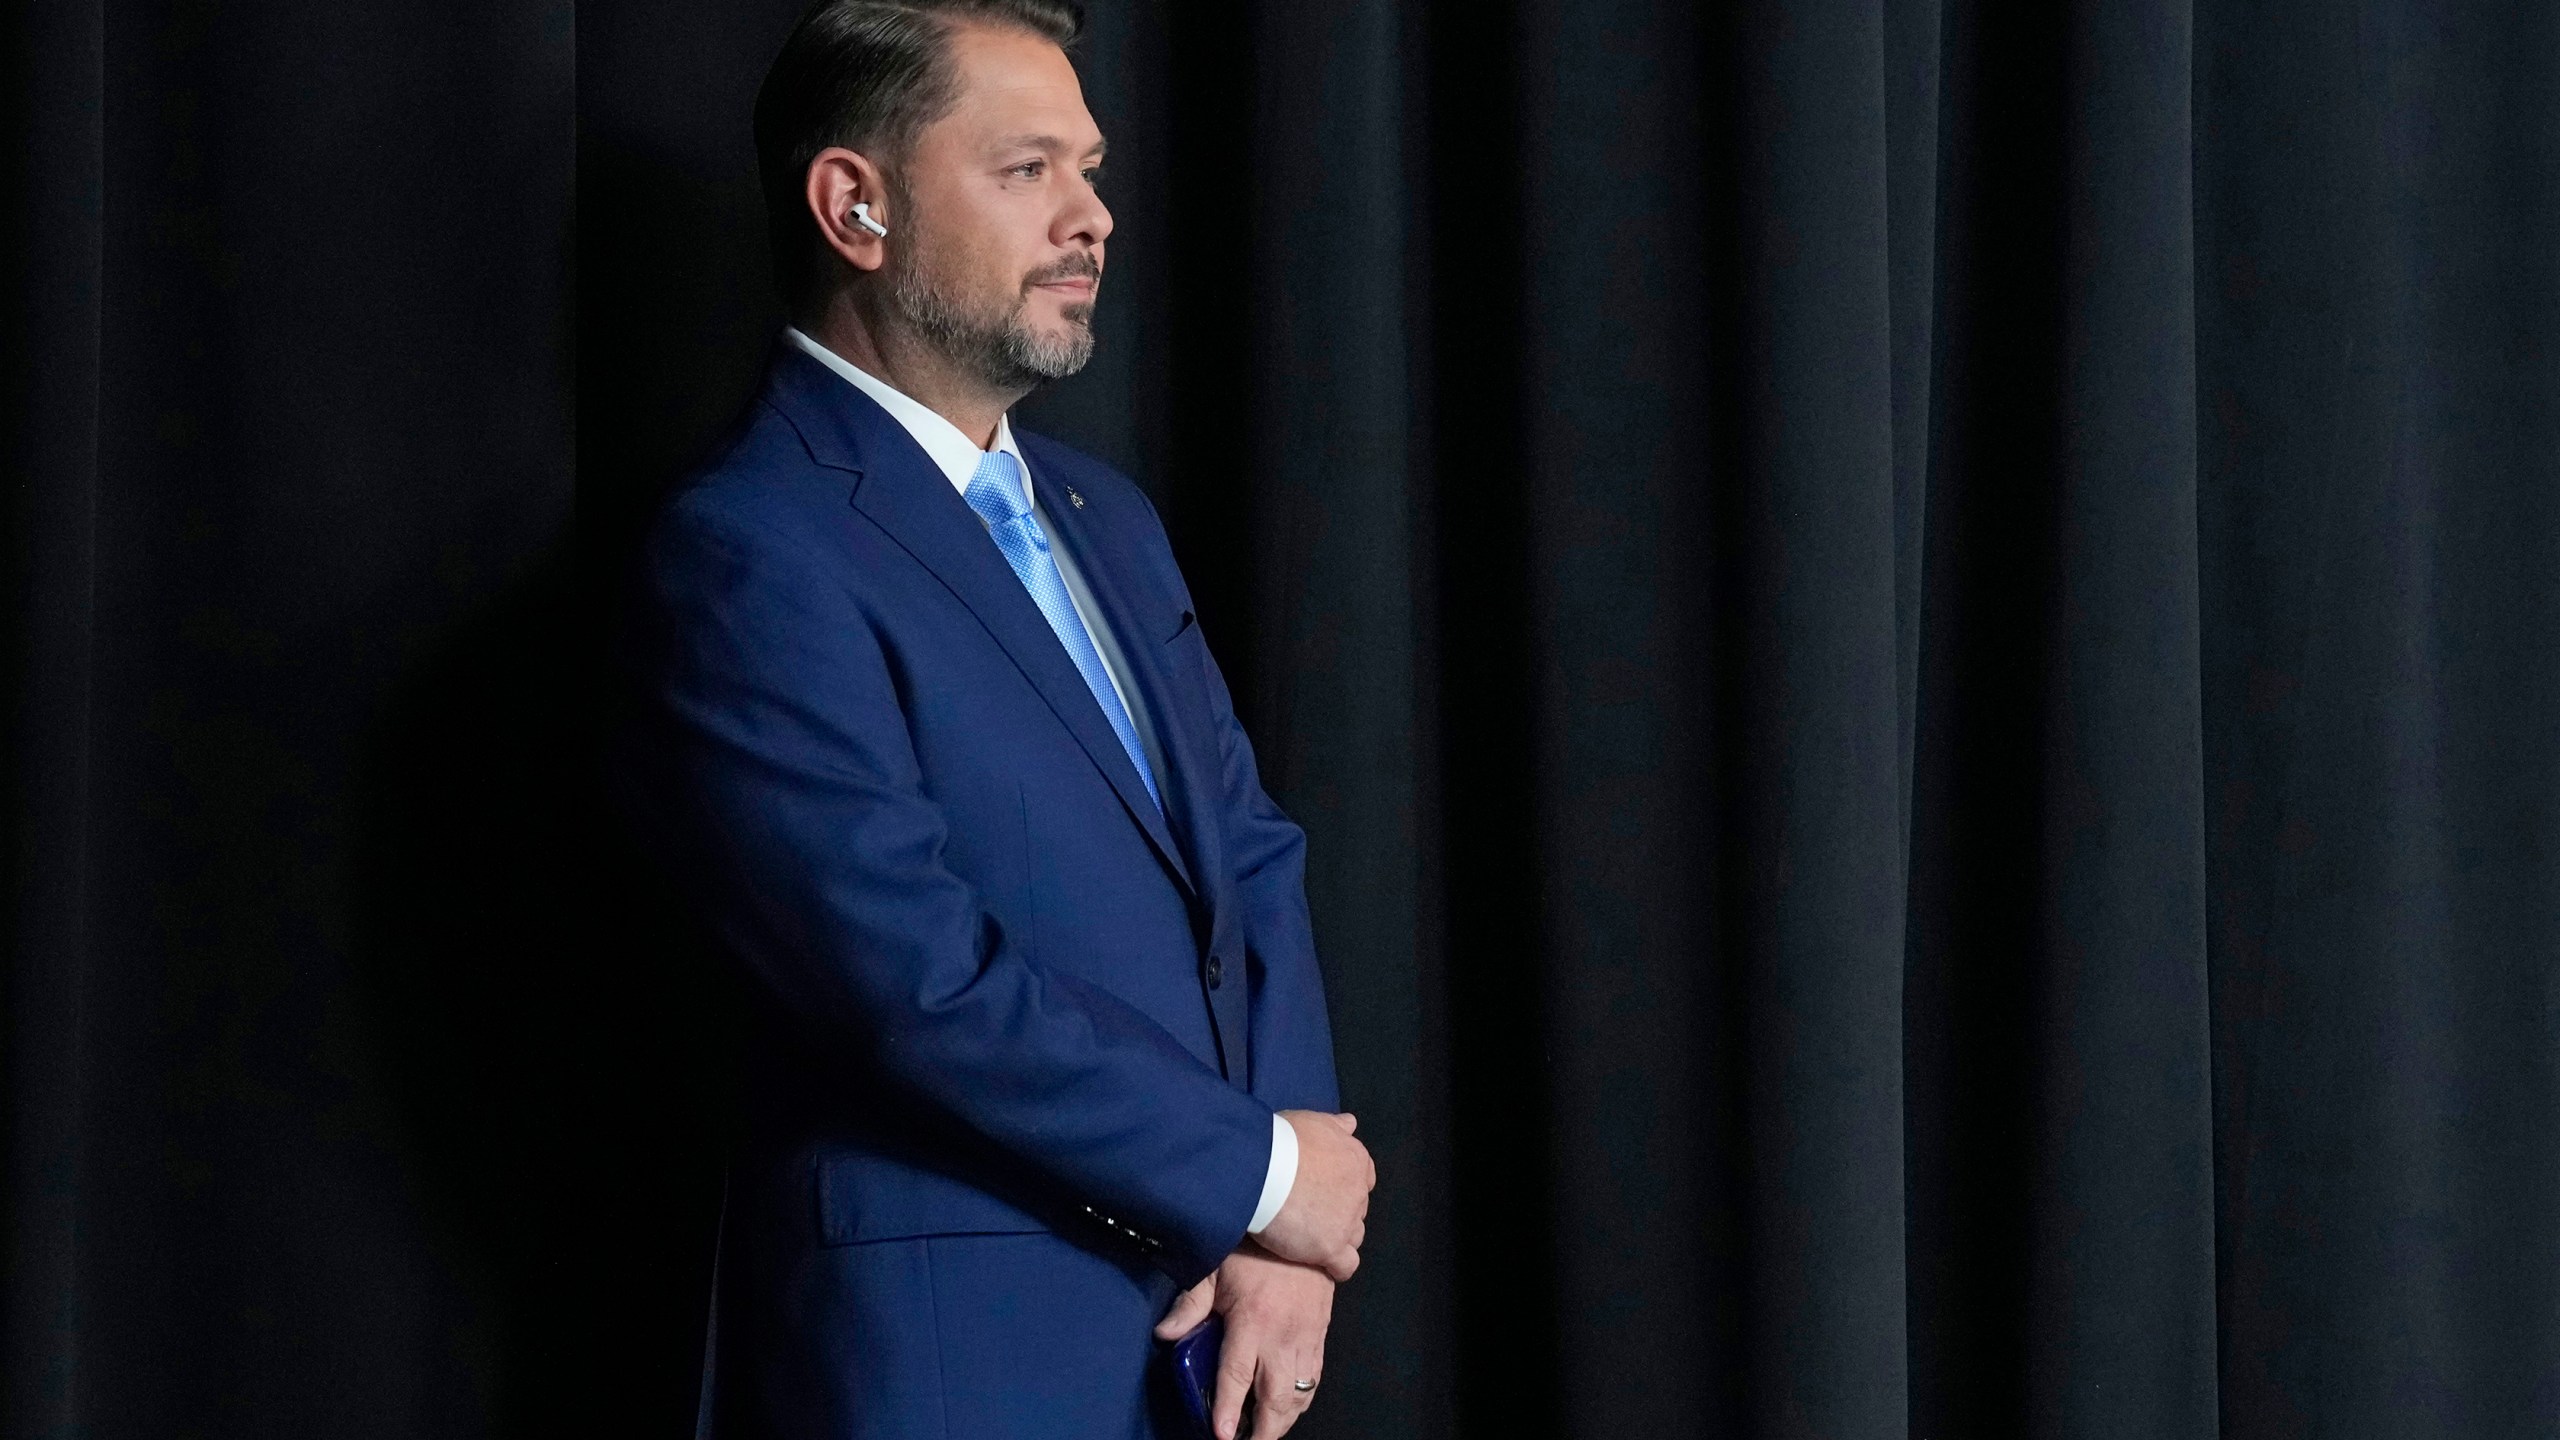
1082, 168, 1104, 186
1010, 161, 1045, 179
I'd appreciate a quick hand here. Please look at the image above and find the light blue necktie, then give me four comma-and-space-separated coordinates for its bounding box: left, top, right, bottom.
963, 450, 1163, 812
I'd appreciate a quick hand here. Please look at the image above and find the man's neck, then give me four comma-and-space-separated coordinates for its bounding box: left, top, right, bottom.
801, 296, 1022, 450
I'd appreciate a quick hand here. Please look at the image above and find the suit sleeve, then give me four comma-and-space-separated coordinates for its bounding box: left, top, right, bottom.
1188, 607, 1345, 1116
620, 495, 1271, 1285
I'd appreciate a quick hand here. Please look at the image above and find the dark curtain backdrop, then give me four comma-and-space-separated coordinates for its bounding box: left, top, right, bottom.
8, 0, 2557, 1437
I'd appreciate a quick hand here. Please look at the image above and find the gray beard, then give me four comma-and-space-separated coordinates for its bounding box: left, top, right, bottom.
889, 261, 1095, 392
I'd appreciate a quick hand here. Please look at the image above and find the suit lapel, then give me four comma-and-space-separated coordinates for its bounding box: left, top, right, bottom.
1028, 456, 1230, 918
761, 348, 1195, 898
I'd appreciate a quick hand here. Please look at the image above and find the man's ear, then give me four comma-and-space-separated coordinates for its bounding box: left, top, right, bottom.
805, 147, 892, 275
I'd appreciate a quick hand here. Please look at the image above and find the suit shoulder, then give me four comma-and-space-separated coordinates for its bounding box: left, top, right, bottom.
651, 399, 850, 551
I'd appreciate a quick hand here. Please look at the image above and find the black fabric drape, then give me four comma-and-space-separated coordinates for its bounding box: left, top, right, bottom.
9, 1, 2558, 1437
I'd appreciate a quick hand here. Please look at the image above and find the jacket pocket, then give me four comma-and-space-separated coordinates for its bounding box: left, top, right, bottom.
815, 1149, 1053, 1246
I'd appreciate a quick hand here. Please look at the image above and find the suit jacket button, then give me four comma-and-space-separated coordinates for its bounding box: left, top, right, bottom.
1204, 955, 1225, 990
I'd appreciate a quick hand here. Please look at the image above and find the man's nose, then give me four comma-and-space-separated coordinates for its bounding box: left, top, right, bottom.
1064, 187, 1113, 249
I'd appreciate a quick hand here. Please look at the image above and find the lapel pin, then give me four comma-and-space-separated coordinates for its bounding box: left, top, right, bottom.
1066, 486, 1085, 509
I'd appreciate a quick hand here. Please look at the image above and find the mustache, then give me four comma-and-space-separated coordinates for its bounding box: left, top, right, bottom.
1022, 252, 1102, 291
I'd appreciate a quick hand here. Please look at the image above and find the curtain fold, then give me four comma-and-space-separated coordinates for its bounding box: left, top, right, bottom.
2019, 1, 2219, 1431
3, 0, 105, 1434
1239, 0, 1438, 1431
2197, 3, 2560, 1429
1514, 0, 1723, 1427
1714, 2, 1912, 1436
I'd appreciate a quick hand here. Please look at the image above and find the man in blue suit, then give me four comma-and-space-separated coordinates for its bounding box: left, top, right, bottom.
616, 3, 1377, 1436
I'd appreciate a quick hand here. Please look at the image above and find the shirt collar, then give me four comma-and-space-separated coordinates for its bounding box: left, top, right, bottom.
783, 325, 1032, 508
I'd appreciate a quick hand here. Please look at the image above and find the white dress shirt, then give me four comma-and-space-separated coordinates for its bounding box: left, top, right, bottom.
782, 326, 1300, 1239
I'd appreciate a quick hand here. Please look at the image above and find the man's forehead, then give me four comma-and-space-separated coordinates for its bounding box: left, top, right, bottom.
942, 23, 1100, 147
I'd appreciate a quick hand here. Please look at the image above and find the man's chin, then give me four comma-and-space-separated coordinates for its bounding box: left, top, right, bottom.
1010, 317, 1095, 381
1024, 341, 1096, 381
1020, 300, 1093, 337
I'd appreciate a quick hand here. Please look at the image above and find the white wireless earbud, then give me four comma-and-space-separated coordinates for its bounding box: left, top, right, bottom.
850, 201, 889, 238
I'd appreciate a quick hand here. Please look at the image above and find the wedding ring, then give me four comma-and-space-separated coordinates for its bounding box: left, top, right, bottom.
1292, 1379, 1318, 1393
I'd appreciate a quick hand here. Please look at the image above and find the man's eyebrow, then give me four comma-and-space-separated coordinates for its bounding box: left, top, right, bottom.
991, 133, 1108, 160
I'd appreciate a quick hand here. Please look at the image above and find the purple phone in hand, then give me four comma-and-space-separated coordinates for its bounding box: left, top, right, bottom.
1167, 1313, 1224, 1438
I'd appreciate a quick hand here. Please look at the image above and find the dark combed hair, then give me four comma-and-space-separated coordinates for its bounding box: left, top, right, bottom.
754, 0, 1084, 309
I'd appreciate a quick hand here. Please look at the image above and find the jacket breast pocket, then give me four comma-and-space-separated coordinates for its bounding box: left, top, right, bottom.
815, 1150, 1053, 1246
1157, 607, 1222, 736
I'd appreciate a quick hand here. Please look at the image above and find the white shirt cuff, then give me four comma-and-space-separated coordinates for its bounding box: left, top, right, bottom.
1244, 1111, 1298, 1235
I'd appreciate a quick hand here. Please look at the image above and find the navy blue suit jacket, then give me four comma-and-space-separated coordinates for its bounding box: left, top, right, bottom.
617, 344, 1340, 1436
